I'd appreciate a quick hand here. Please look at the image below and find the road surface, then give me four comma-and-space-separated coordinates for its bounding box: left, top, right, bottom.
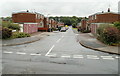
2, 27, 119, 74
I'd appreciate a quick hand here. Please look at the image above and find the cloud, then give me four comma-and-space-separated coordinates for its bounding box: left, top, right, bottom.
0, 0, 119, 17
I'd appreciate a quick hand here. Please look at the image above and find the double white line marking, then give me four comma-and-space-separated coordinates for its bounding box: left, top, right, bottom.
3, 51, 119, 60
101, 56, 114, 60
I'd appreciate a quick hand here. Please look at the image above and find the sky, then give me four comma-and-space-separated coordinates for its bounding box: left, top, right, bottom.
0, 0, 120, 17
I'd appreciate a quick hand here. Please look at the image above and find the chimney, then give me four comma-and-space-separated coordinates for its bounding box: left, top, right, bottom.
108, 8, 110, 12
27, 10, 29, 12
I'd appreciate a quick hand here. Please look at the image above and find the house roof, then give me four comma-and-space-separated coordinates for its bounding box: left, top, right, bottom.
12, 11, 44, 16
89, 12, 120, 16
12, 11, 35, 14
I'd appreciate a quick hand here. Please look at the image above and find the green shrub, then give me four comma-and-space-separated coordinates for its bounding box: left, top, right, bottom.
97, 24, 112, 35
12, 32, 30, 38
8, 23, 20, 31
2, 27, 12, 39
51, 27, 58, 31
2, 21, 20, 31
97, 24, 120, 45
78, 27, 91, 33
102, 27, 120, 45
114, 21, 120, 30
82, 30, 91, 33
72, 23, 77, 28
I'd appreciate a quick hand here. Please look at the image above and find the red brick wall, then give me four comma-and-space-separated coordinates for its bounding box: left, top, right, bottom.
81, 19, 87, 29
12, 13, 44, 24
88, 13, 119, 24
23, 23, 38, 34
90, 24, 98, 35
12, 13, 36, 23
97, 13, 118, 23
118, 14, 120, 22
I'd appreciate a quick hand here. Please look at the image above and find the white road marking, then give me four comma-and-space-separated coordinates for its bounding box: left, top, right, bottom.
45, 45, 55, 56
101, 56, 113, 58
61, 55, 70, 58
73, 55, 83, 58
3, 51, 13, 54
30, 53, 41, 56
102, 58, 114, 60
101, 56, 114, 60
56, 38, 62, 43
16, 52, 26, 55
115, 56, 120, 59
46, 54, 56, 57
87, 55, 99, 59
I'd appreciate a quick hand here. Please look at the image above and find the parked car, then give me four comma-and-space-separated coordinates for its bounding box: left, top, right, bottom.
60, 27, 66, 32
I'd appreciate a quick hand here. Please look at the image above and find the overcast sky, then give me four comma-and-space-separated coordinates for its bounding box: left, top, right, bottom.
0, 0, 120, 17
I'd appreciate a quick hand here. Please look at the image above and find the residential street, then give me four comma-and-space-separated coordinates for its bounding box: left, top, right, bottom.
2, 27, 119, 74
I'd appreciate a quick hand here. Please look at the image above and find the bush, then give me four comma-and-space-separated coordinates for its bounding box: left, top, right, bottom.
102, 27, 120, 45
51, 27, 58, 31
114, 21, 120, 30
2, 27, 12, 39
97, 24, 112, 36
12, 32, 30, 38
72, 23, 77, 28
82, 30, 91, 33
8, 23, 20, 31
97, 24, 120, 45
2, 21, 20, 31
77, 26, 91, 33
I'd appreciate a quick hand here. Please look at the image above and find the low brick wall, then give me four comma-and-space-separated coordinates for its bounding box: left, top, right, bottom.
23, 23, 38, 34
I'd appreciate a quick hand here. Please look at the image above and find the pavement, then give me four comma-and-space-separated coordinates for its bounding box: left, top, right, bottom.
2, 32, 51, 46
75, 30, 120, 55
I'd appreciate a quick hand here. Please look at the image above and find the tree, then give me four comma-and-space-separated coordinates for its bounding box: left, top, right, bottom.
49, 16, 82, 26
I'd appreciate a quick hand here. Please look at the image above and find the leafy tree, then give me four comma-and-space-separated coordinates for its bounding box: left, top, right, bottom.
49, 16, 83, 26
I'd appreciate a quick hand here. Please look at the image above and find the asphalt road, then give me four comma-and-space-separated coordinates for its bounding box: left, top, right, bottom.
2, 27, 119, 74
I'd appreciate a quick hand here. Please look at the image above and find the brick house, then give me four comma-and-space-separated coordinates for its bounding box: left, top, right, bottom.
81, 18, 88, 30
57, 22, 64, 27
43, 17, 58, 31
51, 19, 58, 28
42, 17, 50, 31
12, 11, 45, 33
88, 9, 120, 35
